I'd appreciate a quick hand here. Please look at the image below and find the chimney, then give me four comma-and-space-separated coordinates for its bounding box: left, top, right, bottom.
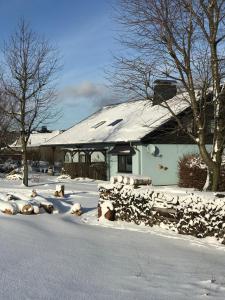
153, 79, 177, 105
41, 126, 48, 133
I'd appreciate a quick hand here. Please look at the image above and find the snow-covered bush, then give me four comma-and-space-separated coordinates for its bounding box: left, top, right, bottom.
178, 154, 225, 191
99, 183, 225, 244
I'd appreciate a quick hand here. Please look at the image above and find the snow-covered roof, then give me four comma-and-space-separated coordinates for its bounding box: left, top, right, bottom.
44, 94, 190, 146
12, 130, 61, 148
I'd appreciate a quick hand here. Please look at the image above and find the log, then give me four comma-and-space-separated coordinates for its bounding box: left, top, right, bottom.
35, 197, 54, 214
129, 177, 152, 186
15, 200, 34, 215
48, 167, 54, 176
0, 200, 18, 215
123, 177, 130, 185
55, 185, 65, 197
104, 209, 115, 221
152, 207, 177, 219
31, 189, 37, 197
70, 203, 82, 216
99, 200, 115, 221
98, 204, 102, 218
40, 203, 54, 214
117, 175, 124, 183
110, 176, 118, 184
29, 195, 54, 214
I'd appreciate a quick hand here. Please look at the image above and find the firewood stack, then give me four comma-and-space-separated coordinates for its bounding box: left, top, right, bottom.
98, 177, 225, 244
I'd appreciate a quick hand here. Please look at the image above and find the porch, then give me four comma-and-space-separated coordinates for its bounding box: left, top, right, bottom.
63, 148, 107, 180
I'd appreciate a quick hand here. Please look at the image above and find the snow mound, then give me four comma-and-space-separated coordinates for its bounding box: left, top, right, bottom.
57, 174, 71, 181
73, 177, 95, 182
6, 174, 22, 180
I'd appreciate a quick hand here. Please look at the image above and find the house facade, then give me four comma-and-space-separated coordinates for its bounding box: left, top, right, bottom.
44, 92, 210, 185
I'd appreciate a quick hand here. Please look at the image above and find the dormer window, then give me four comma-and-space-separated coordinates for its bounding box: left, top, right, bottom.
92, 121, 106, 129
108, 119, 123, 126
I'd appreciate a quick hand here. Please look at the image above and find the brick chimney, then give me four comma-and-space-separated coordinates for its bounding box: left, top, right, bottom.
153, 79, 177, 105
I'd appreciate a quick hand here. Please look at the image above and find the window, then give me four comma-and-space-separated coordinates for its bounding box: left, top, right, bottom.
79, 152, 86, 163
108, 119, 123, 126
91, 151, 105, 163
64, 152, 72, 163
92, 121, 106, 129
72, 153, 79, 162
118, 155, 132, 173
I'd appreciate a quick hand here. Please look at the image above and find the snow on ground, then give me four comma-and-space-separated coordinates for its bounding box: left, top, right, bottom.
0, 174, 225, 299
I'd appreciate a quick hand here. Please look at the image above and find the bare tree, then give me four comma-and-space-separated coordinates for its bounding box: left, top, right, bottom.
113, 0, 225, 191
0, 107, 15, 149
0, 20, 60, 186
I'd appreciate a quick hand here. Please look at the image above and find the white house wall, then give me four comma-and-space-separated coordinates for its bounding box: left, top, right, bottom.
141, 144, 211, 185
108, 144, 212, 185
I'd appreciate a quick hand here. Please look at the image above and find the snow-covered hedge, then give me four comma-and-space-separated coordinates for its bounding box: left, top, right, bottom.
178, 154, 225, 191
99, 183, 225, 244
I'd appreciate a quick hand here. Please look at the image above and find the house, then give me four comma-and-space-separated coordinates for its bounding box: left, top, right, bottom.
12, 127, 63, 164
43, 81, 211, 185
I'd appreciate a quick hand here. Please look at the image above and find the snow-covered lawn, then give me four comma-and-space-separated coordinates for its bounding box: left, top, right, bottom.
0, 174, 225, 299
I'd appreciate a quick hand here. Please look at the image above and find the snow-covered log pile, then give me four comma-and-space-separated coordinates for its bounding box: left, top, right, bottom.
0, 191, 54, 215
178, 154, 225, 191
98, 182, 225, 244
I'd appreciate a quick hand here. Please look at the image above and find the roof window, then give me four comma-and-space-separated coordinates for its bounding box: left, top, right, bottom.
108, 119, 123, 126
92, 121, 106, 129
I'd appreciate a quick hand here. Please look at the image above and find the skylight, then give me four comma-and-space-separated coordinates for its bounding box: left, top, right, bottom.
108, 119, 123, 126
92, 121, 106, 129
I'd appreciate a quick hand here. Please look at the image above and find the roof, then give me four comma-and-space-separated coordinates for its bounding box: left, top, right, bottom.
44, 94, 190, 146
12, 130, 61, 148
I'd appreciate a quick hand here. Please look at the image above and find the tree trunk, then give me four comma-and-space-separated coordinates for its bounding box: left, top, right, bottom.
198, 140, 222, 191
204, 163, 221, 192
21, 137, 29, 187
212, 164, 221, 192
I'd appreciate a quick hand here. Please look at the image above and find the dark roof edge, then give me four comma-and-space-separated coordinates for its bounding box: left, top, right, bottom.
41, 140, 141, 147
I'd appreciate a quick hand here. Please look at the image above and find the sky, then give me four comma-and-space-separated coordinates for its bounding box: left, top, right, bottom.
0, 0, 120, 129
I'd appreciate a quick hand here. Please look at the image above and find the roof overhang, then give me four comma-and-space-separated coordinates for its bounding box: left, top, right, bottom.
108, 144, 136, 156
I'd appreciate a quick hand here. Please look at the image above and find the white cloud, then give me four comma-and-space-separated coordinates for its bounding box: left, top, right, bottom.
59, 81, 124, 108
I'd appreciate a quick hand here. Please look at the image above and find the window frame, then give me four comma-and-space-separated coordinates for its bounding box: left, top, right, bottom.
92, 121, 106, 129
108, 119, 123, 127
118, 154, 132, 173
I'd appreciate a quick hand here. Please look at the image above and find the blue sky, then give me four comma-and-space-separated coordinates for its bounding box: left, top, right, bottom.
0, 0, 119, 129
